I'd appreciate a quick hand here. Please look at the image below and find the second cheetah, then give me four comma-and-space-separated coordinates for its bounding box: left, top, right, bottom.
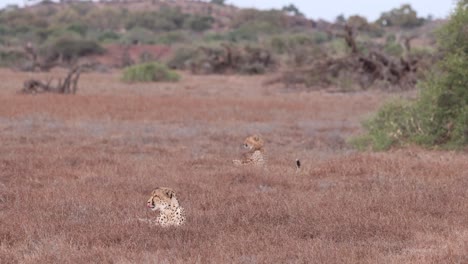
233, 135, 266, 166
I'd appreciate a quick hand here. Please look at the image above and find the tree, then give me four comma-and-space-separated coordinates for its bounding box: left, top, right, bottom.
376, 4, 424, 28
347, 15, 368, 30
210, 0, 225, 5
335, 14, 346, 25
282, 4, 304, 17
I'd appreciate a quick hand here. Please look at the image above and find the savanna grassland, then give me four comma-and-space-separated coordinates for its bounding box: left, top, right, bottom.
0, 68, 467, 263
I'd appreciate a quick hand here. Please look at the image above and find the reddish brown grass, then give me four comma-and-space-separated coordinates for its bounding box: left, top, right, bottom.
0, 69, 466, 263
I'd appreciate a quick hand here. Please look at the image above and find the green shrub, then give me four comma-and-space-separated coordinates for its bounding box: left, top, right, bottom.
98, 31, 120, 43
125, 8, 187, 32
155, 31, 189, 45
122, 27, 156, 44
384, 36, 404, 56
232, 9, 287, 30
0, 49, 28, 67
269, 33, 326, 55
270, 36, 288, 54
282, 4, 304, 17
210, 0, 225, 5
203, 32, 227, 42
376, 4, 425, 28
66, 23, 88, 37
228, 9, 287, 41
310, 31, 329, 44
41, 36, 104, 63
185, 16, 214, 32
122, 62, 180, 82
69, 2, 93, 16
84, 8, 122, 31
354, 0, 468, 150
351, 100, 419, 150
167, 46, 201, 69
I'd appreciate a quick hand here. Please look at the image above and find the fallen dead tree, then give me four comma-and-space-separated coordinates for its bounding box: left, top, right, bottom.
21, 66, 82, 94
270, 24, 431, 91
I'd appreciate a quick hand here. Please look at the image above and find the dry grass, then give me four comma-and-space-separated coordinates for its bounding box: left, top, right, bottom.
0, 69, 467, 263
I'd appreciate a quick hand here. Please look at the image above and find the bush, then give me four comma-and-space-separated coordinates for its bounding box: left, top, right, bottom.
351, 100, 419, 150
185, 16, 214, 32
98, 31, 120, 43
203, 32, 227, 42
66, 23, 88, 37
228, 9, 287, 41
122, 27, 156, 44
41, 37, 104, 63
125, 8, 187, 32
0, 49, 28, 67
210, 0, 225, 5
384, 36, 403, 56
269, 33, 327, 55
354, 0, 468, 150
155, 31, 189, 45
376, 4, 425, 28
167, 46, 201, 69
122, 62, 180, 82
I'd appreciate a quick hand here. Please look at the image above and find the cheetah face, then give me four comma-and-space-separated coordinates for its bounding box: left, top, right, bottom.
147, 196, 170, 211
243, 135, 264, 151
147, 187, 179, 211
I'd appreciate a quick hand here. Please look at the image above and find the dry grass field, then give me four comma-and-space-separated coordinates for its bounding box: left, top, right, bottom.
0, 69, 467, 263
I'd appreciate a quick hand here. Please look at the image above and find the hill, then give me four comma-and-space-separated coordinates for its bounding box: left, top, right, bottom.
0, 0, 444, 91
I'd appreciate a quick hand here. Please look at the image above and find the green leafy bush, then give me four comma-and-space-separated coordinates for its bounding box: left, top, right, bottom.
269, 33, 327, 55
122, 62, 180, 82
210, 0, 225, 5
185, 16, 214, 32
122, 27, 156, 44
66, 23, 88, 37
167, 46, 201, 69
125, 8, 187, 32
352, 100, 420, 150
354, 0, 468, 150
98, 31, 120, 43
227, 9, 287, 41
155, 31, 189, 45
41, 36, 104, 63
384, 35, 404, 56
376, 4, 425, 28
0, 49, 28, 67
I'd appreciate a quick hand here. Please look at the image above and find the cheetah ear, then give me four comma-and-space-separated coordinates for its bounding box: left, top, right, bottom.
163, 189, 173, 199
253, 135, 260, 141
170, 196, 180, 207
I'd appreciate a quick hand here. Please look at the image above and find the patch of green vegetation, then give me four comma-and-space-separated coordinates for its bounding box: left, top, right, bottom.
0, 49, 28, 66
41, 36, 104, 63
353, 0, 468, 150
384, 35, 404, 57
167, 46, 201, 69
122, 62, 180, 83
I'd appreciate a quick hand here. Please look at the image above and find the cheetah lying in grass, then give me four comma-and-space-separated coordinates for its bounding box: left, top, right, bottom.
232, 135, 266, 166
232, 135, 302, 172
140, 187, 185, 227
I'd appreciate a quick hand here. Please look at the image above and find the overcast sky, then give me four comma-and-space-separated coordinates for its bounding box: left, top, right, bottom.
0, 0, 457, 21
229, 0, 456, 21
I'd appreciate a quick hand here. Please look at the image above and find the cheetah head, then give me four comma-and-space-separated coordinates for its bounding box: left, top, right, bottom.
243, 135, 264, 151
147, 187, 180, 212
